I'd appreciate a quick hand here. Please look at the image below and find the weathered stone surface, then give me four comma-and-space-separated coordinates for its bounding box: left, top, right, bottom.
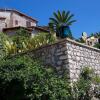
24, 38, 100, 81
59, 55, 68, 60
57, 61, 62, 65
66, 40, 100, 81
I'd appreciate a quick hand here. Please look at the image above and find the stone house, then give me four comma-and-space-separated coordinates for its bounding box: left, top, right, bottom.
81, 32, 100, 47
86, 36, 100, 46
0, 8, 49, 35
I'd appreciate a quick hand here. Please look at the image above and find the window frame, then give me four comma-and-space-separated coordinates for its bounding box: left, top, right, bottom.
15, 20, 18, 25
26, 21, 31, 27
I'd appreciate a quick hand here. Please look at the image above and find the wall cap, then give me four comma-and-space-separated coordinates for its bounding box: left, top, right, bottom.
64, 38, 100, 52
33, 38, 100, 52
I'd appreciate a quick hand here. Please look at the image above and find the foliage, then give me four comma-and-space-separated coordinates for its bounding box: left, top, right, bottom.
76, 38, 85, 43
11, 28, 30, 52
28, 32, 56, 49
0, 29, 30, 57
94, 43, 100, 49
1, 28, 56, 56
0, 32, 7, 57
71, 67, 100, 100
0, 54, 100, 100
0, 32, 15, 57
0, 55, 70, 100
95, 32, 100, 38
90, 32, 100, 49
90, 33, 94, 37
90, 32, 100, 38
11, 28, 56, 53
49, 10, 76, 39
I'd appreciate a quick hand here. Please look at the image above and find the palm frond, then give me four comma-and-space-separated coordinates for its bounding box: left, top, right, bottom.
66, 14, 74, 23
64, 11, 70, 21
53, 12, 61, 22
62, 10, 66, 22
57, 10, 62, 22
67, 20, 76, 25
49, 18, 59, 25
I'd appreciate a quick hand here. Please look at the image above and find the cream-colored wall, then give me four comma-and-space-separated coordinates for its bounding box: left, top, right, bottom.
0, 11, 37, 32
86, 37, 99, 46
12, 13, 36, 27
0, 12, 11, 29
0, 20, 5, 32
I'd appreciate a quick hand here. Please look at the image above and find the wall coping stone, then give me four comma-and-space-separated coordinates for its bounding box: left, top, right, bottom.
65, 38, 100, 52
31, 38, 100, 52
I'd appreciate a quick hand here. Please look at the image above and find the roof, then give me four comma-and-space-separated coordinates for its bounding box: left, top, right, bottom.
28, 26, 50, 32
3, 26, 33, 32
3, 26, 49, 33
0, 8, 38, 22
38, 26, 50, 31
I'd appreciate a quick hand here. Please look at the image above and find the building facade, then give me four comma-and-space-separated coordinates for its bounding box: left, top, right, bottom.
0, 9, 38, 31
86, 36, 100, 46
0, 9, 49, 35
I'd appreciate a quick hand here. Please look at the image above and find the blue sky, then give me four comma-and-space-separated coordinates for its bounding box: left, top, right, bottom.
0, 0, 100, 38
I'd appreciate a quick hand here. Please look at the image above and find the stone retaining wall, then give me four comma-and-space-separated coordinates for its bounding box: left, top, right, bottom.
26, 38, 100, 81
27, 40, 69, 77
66, 39, 100, 82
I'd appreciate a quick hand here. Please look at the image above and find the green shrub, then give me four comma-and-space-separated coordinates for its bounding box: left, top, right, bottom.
0, 28, 56, 56
94, 43, 100, 49
75, 38, 85, 43
0, 53, 100, 100
0, 55, 70, 100
11, 28, 30, 52
11, 29, 56, 54
71, 67, 100, 100
0, 32, 14, 57
28, 32, 56, 49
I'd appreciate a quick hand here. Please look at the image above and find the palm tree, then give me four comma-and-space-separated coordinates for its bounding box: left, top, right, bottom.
49, 10, 76, 39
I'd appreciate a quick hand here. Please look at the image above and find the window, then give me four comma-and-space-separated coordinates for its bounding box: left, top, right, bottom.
5, 23, 7, 27
87, 41, 90, 45
26, 21, 31, 27
15, 20, 18, 25
90, 41, 92, 45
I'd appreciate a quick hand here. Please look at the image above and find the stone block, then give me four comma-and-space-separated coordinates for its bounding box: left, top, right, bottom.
57, 61, 62, 65
61, 47, 67, 51
59, 55, 68, 60
56, 52, 63, 56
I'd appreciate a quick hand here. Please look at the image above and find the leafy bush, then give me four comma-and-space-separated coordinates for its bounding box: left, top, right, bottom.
76, 38, 85, 43
94, 43, 100, 49
71, 67, 100, 100
0, 55, 70, 100
0, 28, 56, 56
0, 32, 15, 57
28, 32, 56, 49
0, 55, 100, 100
11, 28, 30, 52
10, 28, 56, 54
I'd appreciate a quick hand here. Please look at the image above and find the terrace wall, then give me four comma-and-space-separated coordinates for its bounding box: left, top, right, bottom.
25, 39, 100, 81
